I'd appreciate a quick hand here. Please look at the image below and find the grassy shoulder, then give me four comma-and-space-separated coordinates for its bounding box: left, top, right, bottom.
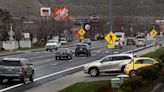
58, 80, 114, 92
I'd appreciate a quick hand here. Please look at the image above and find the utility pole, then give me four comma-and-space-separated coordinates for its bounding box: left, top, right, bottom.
109, 0, 112, 32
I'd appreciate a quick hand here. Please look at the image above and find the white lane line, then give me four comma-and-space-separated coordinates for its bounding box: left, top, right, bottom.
51, 63, 57, 66
33, 59, 55, 64
29, 54, 53, 59
105, 51, 109, 53
92, 54, 96, 56
68, 60, 73, 62
114, 51, 118, 54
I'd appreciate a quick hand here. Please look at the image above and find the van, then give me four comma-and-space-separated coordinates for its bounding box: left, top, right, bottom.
114, 32, 126, 44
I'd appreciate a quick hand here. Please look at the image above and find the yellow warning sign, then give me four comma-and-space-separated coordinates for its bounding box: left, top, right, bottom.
79, 28, 86, 36
105, 32, 117, 45
150, 28, 158, 38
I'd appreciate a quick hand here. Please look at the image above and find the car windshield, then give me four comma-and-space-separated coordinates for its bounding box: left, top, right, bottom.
0, 60, 21, 66
47, 40, 58, 43
57, 48, 68, 52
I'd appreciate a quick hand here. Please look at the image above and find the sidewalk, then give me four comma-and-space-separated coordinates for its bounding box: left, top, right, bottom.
24, 44, 161, 92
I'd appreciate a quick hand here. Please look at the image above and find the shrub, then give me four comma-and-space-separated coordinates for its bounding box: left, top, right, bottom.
120, 76, 142, 92
136, 65, 160, 81
33, 42, 46, 47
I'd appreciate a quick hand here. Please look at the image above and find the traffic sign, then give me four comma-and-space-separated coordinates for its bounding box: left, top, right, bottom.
105, 31, 117, 45
108, 44, 115, 48
80, 36, 84, 40
150, 28, 158, 38
84, 23, 91, 31
79, 28, 86, 36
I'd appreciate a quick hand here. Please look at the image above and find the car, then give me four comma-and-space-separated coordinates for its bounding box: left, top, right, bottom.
0, 58, 34, 84
127, 38, 136, 45
124, 57, 159, 77
55, 48, 73, 60
136, 39, 146, 47
75, 44, 91, 57
83, 54, 136, 77
46, 39, 61, 51
82, 38, 92, 45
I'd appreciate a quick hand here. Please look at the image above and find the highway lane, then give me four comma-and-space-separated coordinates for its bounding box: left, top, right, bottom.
0, 40, 154, 92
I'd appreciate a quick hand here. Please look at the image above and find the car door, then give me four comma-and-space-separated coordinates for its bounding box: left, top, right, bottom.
134, 59, 154, 70
99, 56, 113, 72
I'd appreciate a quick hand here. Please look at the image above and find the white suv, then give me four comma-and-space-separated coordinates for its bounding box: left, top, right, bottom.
83, 54, 135, 77
46, 39, 61, 51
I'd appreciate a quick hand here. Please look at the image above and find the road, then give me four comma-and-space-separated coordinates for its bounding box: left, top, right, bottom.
0, 40, 156, 92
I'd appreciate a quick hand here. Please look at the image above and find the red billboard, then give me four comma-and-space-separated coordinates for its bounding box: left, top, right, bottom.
54, 7, 69, 22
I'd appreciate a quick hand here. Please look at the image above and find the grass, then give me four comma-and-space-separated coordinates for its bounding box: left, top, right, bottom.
58, 80, 111, 92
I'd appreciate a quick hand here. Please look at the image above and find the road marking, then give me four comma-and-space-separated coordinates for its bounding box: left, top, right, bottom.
114, 51, 118, 54
51, 63, 57, 66
105, 51, 109, 53
92, 54, 96, 56
68, 60, 73, 62
33, 59, 55, 64
29, 54, 53, 60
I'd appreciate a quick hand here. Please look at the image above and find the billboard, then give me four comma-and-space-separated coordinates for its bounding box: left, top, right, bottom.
40, 7, 51, 17
54, 7, 69, 22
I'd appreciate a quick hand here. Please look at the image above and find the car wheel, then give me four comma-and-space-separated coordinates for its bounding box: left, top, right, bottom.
0, 77, 4, 83
129, 70, 136, 77
29, 74, 34, 82
89, 68, 99, 77
55, 57, 58, 60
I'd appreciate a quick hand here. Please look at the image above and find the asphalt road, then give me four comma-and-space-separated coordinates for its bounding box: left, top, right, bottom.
0, 40, 155, 92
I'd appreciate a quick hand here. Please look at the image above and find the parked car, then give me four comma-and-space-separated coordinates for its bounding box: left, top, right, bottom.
82, 38, 92, 45
0, 58, 34, 83
124, 57, 159, 77
127, 38, 136, 45
83, 54, 136, 77
55, 48, 73, 60
75, 44, 91, 57
46, 39, 61, 51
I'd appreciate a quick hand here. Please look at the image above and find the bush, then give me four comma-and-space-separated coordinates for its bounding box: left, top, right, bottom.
120, 76, 142, 92
136, 65, 159, 81
33, 42, 46, 47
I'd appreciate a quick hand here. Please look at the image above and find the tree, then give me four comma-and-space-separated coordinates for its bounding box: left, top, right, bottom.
0, 8, 12, 41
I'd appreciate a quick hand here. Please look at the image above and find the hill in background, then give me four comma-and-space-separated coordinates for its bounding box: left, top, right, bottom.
0, 0, 164, 18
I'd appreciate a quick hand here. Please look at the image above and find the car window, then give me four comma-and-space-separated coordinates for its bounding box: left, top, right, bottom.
112, 56, 131, 61
135, 59, 154, 64
101, 57, 112, 63
0, 60, 21, 66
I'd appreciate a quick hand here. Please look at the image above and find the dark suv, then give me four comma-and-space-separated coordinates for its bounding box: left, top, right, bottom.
0, 58, 34, 84
75, 44, 91, 56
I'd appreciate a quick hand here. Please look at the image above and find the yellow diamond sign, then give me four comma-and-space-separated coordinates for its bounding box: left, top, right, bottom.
150, 28, 158, 38
105, 32, 117, 45
79, 28, 86, 36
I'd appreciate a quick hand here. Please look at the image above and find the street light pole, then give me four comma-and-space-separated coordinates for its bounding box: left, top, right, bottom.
109, 0, 112, 32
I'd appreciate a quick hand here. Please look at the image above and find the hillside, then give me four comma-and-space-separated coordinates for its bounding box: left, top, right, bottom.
0, 0, 164, 18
